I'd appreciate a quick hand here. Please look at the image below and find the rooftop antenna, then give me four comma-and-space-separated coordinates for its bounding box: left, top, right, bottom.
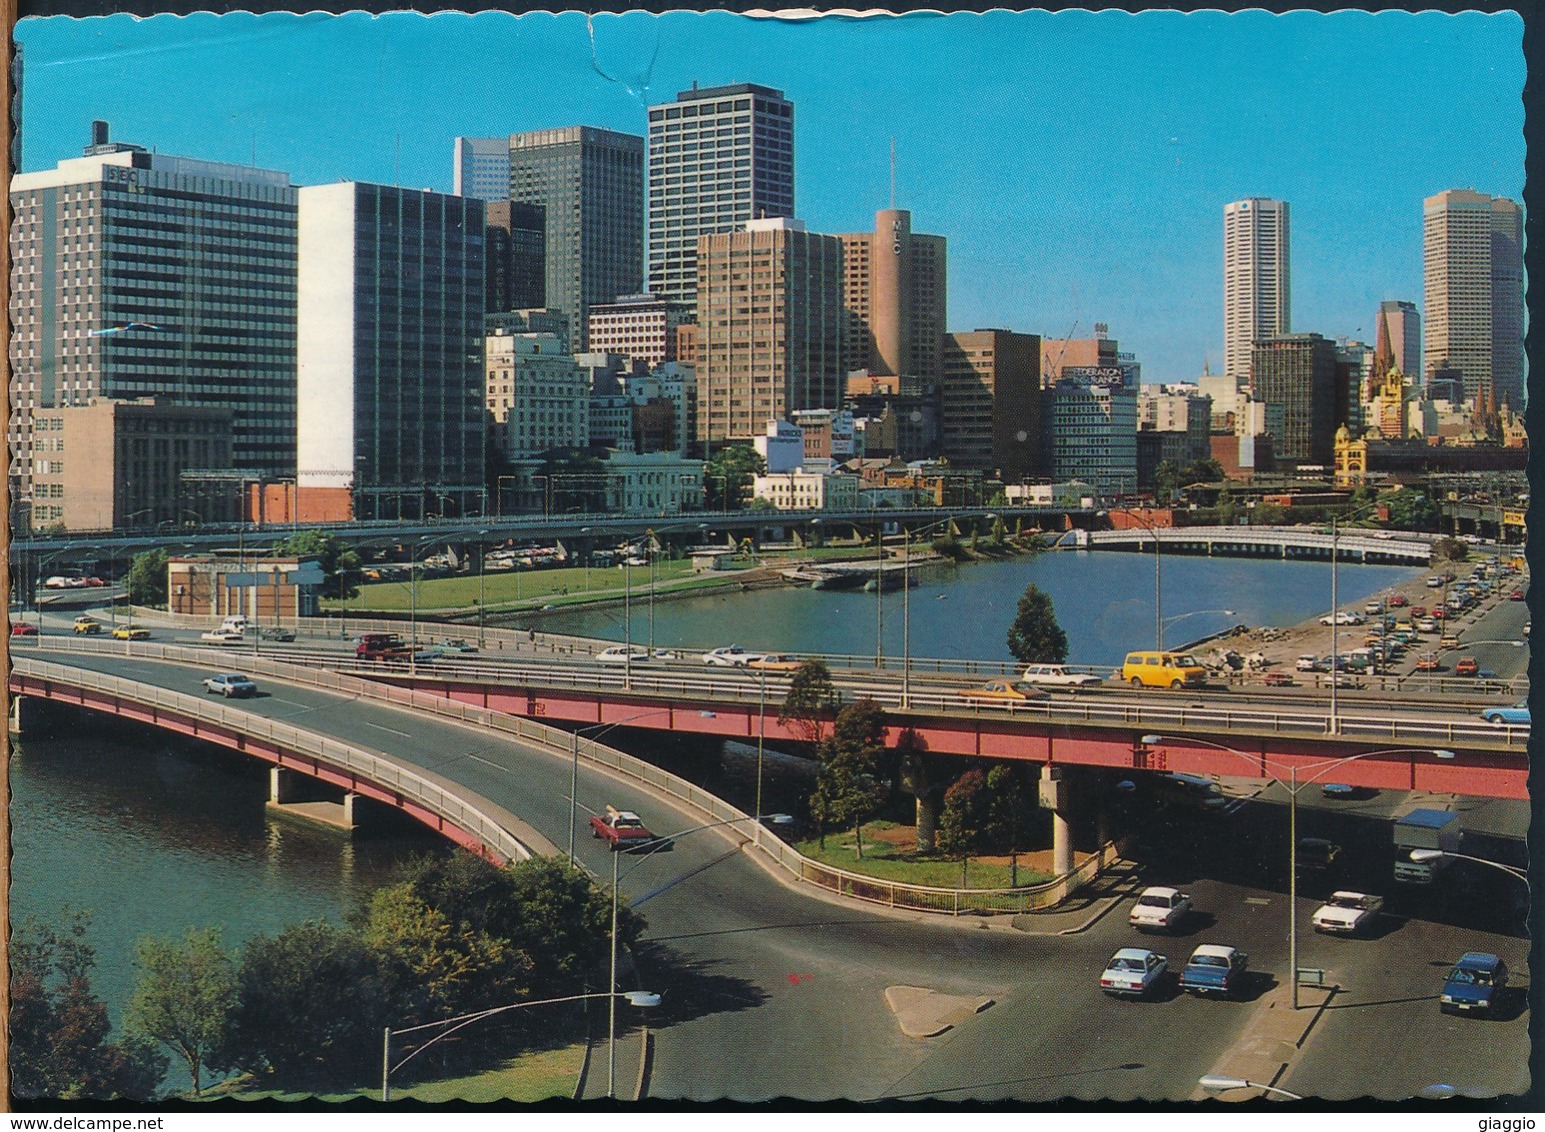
889, 137, 896, 209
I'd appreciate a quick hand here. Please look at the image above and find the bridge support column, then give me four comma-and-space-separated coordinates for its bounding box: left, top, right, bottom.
1039, 766, 1073, 877
9, 692, 25, 734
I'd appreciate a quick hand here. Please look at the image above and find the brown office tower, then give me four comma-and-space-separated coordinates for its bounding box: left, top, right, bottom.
940, 329, 1041, 480
839, 209, 947, 385
1250, 332, 1338, 467
695, 218, 844, 445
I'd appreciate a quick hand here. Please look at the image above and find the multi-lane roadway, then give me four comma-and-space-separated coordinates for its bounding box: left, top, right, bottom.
17, 641, 1528, 1101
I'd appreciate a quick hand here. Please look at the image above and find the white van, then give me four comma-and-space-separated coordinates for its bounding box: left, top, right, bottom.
219, 615, 249, 635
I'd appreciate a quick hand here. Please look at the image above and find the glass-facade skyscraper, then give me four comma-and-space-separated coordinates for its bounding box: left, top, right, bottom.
508, 126, 643, 352
647, 83, 794, 309
9, 124, 299, 512
297, 181, 486, 520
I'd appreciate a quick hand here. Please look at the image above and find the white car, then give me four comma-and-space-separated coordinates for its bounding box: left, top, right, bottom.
202, 673, 258, 698
703, 645, 764, 667
1021, 663, 1102, 688
1318, 611, 1365, 626
1311, 891, 1384, 935
199, 628, 246, 644
1099, 948, 1169, 997
1296, 654, 1321, 672
597, 645, 651, 664
1129, 885, 1193, 932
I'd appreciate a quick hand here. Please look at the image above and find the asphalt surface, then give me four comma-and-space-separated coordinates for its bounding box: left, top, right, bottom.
22, 645, 1531, 1102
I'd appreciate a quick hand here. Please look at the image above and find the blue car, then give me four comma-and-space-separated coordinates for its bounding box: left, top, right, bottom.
1480, 700, 1530, 726
1441, 952, 1509, 1015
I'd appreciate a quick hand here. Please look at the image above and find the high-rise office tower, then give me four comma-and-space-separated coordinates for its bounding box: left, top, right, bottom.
297, 181, 486, 521
484, 200, 546, 312
453, 136, 512, 201
647, 83, 794, 308
695, 218, 844, 445
839, 209, 947, 384
509, 126, 644, 352
1378, 299, 1421, 382
1423, 189, 1525, 408
1223, 198, 1291, 380
941, 329, 1041, 480
9, 122, 299, 514
1250, 332, 1337, 466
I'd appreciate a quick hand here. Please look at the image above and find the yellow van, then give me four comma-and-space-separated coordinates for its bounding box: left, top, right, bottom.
1122, 650, 1208, 689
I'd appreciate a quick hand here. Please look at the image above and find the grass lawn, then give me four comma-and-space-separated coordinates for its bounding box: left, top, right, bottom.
796, 822, 1054, 889
331, 558, 702, 614
203, 1039, 587, 1104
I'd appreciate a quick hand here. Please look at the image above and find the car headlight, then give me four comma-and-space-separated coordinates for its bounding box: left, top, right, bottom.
1440, 994, 1454, 1003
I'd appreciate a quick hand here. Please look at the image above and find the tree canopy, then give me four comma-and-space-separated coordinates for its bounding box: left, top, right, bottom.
12, 915, 167, 1101
779, 659, 837, 745
272, 530, 362, 598
703, 444, 766, 510
809, 698, 889, 857
1005, 584, 1069, 664
125, 928, 238, 1097
126, 547, 170, 607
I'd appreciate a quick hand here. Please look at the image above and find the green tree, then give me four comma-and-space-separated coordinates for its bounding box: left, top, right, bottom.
984, 765, 1035, 887
1005, 584, 1068, 664
272, 530, 362, 600
125, 927, 238, 1097
126, 547, 169, 607
780, 659, 837, 745
1153, 461, 1181, 503
11, 915, 167, 1101
1181, 458, 1226, 485
1431, 536, 1470, 562
703, 444, 766, 510
1253, 502, 1288, 525
897, 742, 950, 853
360, 884, 526, 1027
938, 769, 990, 887
214, 920, 389, 1087
1380, 490, 1439, 532
809, 698, 888, 857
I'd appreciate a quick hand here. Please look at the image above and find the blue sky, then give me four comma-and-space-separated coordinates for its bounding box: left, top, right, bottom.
16, 9, 1525, 382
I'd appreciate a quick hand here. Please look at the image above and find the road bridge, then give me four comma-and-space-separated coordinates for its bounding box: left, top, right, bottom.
1071, 525, 1434, 564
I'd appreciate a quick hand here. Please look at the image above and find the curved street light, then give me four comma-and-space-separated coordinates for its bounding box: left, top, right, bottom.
1407, 848, 1527, 883
603, 811, 791, 1097
1140, 734, 1454, 1008
381, 986, 660, 1101
1198, 1074, 1304, 1101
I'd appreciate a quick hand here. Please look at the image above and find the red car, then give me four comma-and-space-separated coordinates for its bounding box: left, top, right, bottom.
1510, 589, 1526, 601
1389, 595, 1409, 608
1431, 607, 1446, 620
1263, 672, 1294, 687
1454, 657, 1480, 677
9, 621, 37, 636
1410, 605, 1426, 617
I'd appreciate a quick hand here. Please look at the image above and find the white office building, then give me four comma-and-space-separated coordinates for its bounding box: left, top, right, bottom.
1223, 198, 1291, 380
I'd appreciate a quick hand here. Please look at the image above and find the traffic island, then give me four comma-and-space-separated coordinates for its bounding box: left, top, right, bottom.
1193, 982, 1336, 1101
884, 986, 994, 1038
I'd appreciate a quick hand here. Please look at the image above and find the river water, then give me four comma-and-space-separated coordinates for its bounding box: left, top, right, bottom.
11, 550, 1421, 1094
526, 549, 1424, 667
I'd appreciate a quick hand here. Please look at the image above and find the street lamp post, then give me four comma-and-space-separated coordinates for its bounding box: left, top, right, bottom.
1198, 1075, 1305, 1102
381, 987, 659, 1102
1407, 848, 1527, 882
1141, 735, 1454, 1009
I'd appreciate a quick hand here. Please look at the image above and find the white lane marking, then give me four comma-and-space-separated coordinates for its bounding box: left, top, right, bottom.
363, 720, 412, 738
466, 753, 504, 770
1245, 897, 1272, 905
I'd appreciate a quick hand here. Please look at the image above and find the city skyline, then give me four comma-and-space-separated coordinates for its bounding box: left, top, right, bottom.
14, 8, 1525, 383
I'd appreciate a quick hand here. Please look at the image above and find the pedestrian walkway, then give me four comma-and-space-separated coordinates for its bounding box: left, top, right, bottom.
1010, 858, 1144, 935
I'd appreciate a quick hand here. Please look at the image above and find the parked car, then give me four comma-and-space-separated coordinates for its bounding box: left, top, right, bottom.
702, 645, 763, 667
1319, 611, 1365, 626
1179, 944, 1249, 997
1414, 653, 1441, 671
1389, 594, 1410, 606
1416, 617, 1438, 633
1481, 700, 1530, 726
73, 616, 103, 635
9, 621, 37, 637
1295, 654, 1321, 672
1439, 634, 1460, 651
957, 679, 1046, 703
1099, 948, 1169, 997
112, 624, 151, 641
1020, 663, 1102, 688
597, 645, 652, 664
1510, 589, 1526, 601
1311, 891, 1383, 935
1129, 886, 1192, 932
202, 673, 258, 698
1441, 952, 1509, 1015
1362, 601, 1384, 616
1425, 576, 1446, 588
